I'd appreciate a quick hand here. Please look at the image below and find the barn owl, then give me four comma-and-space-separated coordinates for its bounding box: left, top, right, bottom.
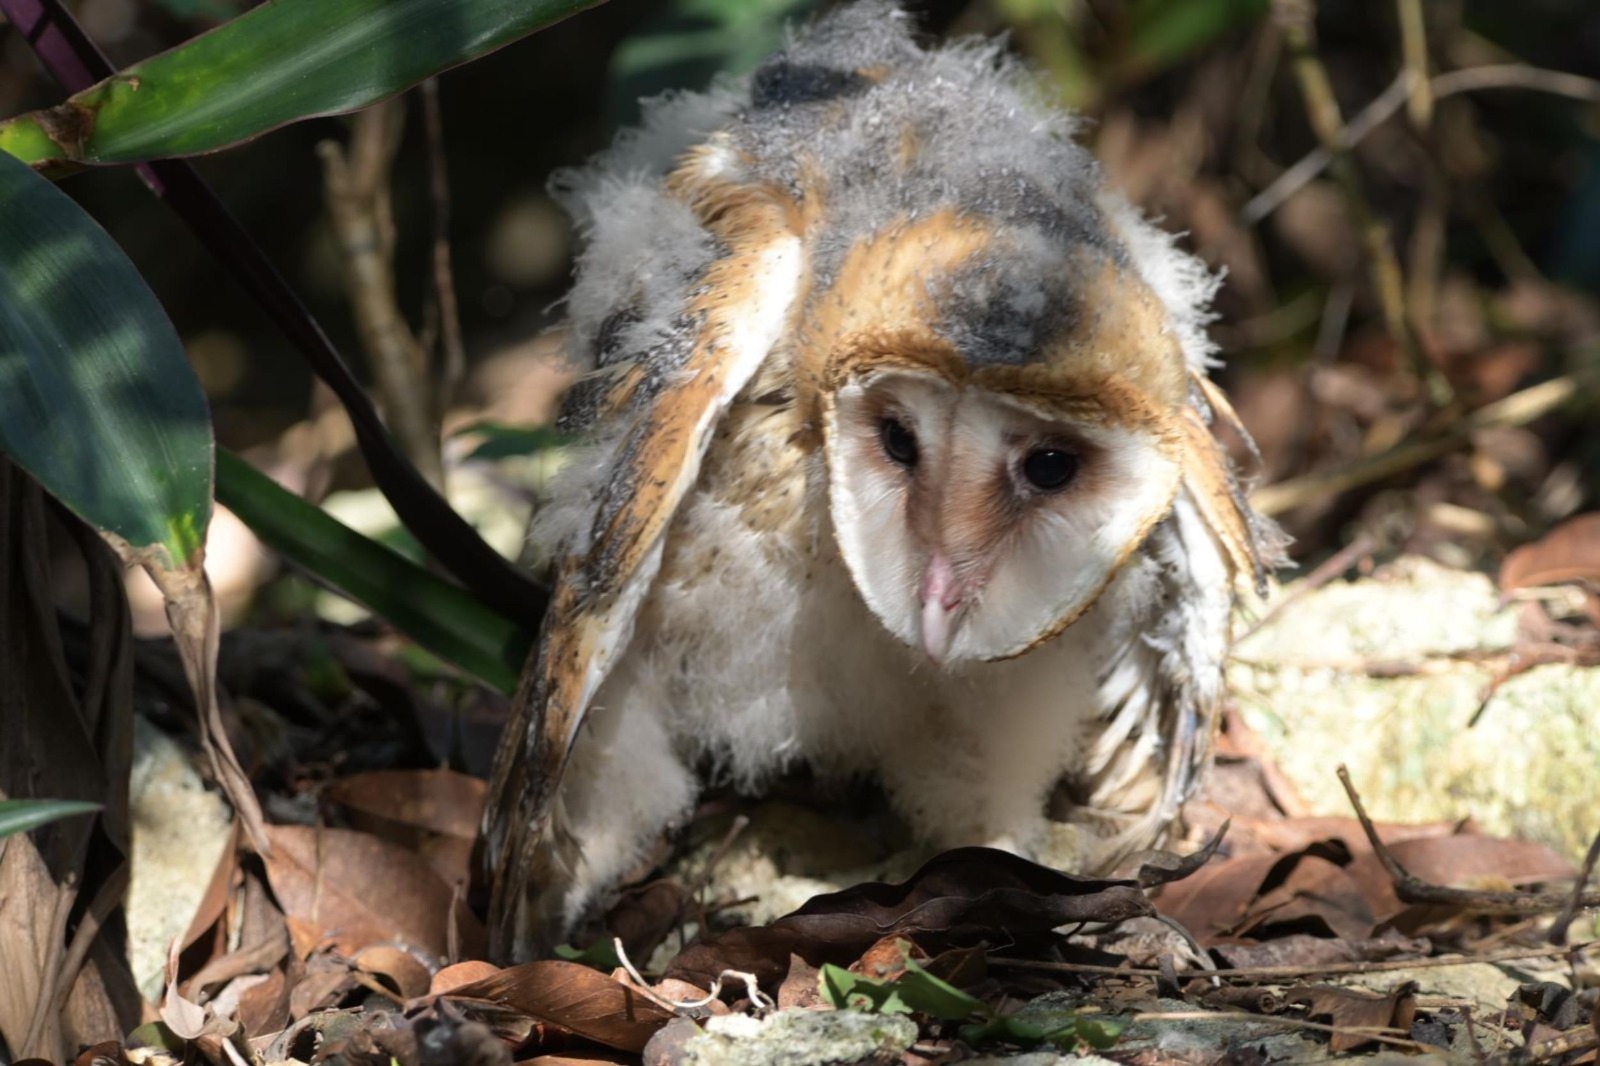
482, 1, 1282, 960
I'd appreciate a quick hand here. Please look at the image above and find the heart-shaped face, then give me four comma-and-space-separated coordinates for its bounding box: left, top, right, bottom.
823, 366, 1182, 663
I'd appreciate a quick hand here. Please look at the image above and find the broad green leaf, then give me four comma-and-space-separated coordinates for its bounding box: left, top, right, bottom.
961, 1001, 1125, 1052
0, 0, 606, 168
454, 420, 566, 462
0, 799, 101, 840
554, 938, 624, 971
608, 0, 821, 128
818, 947, 986, 1022
216, 449, 531, 693
0, 149, 211, 567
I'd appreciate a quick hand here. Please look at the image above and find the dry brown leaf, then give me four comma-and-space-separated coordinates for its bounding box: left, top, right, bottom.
261, 824, 482, 960
354, 944, 433, 1000
1156, 841, 1374, 944
327, 769, 485, 887
1500, 513, 1600, 591
776, 955, 821, 1011
1289, 981, 1418, 1052
433, 961, 502, 996
445, 960, 676, 1053
667, 846, 1149, 991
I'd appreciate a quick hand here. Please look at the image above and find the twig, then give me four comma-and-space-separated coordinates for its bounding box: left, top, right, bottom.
1240, 532, 1377, 641
1241, 71, 1411, 225
318, 100, 445, 491
988, 941, 1593, 984
1250, 372, 1589, 516
420, 77, 467, 411
1337, 766, 1600, 916
1271, 0, 1451, 406
1243, 64, 1600, 225
1486, 1026, 1600, 1066
1548, 826, 1600, 946
1396, 0, 1432, 129
50, 861, 129, 1022
22, 872, 79, 1058
1130, 1009, 1429, 1052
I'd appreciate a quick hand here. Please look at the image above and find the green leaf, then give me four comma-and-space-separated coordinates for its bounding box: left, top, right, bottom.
454, 421, 567, 462
819, 964, 914, 1016
0, 0, 606, 168
817, 946, 986, 1022
554, 938, 624, 971
0, 148, 212, 567
960, 1002, 1125, 1052
215, 449, 531, 693
0, 799, 101, 840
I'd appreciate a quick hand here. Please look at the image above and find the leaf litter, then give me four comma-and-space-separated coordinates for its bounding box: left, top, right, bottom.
57, 590, 1600, 1066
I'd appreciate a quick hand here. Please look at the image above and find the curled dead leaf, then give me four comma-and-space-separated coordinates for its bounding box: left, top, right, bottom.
261, 824, 483, 961
667, 846, 1149, 991
1500, 513, 1600, 591
444, 960, 676, 1053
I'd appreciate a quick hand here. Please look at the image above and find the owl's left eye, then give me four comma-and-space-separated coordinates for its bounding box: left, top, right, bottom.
1021, 448, 1078, 491
879, 417, 919, 468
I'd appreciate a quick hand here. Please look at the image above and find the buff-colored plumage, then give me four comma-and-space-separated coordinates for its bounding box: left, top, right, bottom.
482, 1, 1283, 961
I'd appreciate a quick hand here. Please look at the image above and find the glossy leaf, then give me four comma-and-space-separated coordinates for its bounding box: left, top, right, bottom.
0, 148, 211, 567
215, 449, 531, 693
0, 0, 606, 168
0, 798, 101, 840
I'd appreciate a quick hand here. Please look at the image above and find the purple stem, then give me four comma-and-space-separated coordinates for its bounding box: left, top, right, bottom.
1, 0, 547, 632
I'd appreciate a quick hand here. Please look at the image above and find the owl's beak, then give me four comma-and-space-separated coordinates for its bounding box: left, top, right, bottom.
919, 552, 967, 664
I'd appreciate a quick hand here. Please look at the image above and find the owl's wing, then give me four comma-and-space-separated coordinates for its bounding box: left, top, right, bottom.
484, 155, 806, 957
1077, 372, 1283, 861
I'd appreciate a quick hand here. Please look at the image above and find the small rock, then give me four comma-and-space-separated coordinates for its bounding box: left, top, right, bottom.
648, 1008, 918, 1066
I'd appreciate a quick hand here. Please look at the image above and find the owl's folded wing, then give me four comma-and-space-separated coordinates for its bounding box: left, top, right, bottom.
482, 157, 806, 958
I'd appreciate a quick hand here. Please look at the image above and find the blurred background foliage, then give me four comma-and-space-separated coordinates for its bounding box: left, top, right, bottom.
7, 0, 1600, 630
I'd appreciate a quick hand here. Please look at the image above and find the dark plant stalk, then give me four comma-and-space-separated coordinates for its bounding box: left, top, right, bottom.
0, 0, 549, 632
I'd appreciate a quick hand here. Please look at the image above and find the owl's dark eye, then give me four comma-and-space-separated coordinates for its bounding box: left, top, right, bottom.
1022, 448, 1078, 491
879, 417, 918, 468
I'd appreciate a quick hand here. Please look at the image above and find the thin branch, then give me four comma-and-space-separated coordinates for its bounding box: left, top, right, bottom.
1548, 826, 1600, 946
1240, 533, 1377, 641
1271, 0, 1451, 405
988, 941, 1594, 984
421, 77, 468, 411
1130, 1010, 1429, 1052
1337, 765, 1600, 916
319, 100, 445, 490
1250, 372, 1589, 516
1244, 64, 1600, 225
1396, 0, 1432, 128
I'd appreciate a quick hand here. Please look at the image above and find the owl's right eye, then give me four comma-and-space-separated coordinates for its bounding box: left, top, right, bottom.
879, 417, 919, 468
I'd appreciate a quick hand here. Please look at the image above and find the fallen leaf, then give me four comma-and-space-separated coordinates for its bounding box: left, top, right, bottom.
1156, 841, 1373, 944
1500, 513, 1600, 591
667, 847, 1149, 991
1289, 981, 1418, 1052
776, 955, 821, 1010
354, 944, 433, 1000
433, 960, 502, 996
445, 960, 676, 1053
261, 824, 483, 960
1347, 833, 1577, 927
327, 769, 485, 887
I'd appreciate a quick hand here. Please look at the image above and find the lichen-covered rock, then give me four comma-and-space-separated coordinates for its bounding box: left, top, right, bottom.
644, 1008, 918, 1066
125, 717, 235, 1000
1230, 555, 1600, 861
